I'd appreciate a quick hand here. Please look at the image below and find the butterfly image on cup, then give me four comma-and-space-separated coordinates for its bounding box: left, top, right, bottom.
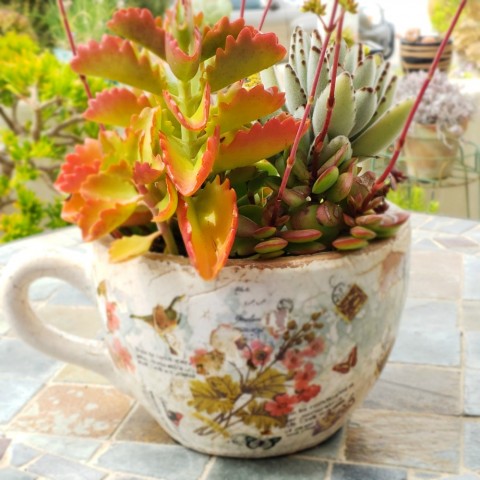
232, 434, 282, 450
332, 346, 358, 374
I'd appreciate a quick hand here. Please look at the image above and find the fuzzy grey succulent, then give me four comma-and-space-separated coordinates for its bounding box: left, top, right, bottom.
395, 71, 474, 136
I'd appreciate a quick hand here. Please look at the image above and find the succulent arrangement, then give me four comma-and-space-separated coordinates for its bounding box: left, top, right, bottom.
54, 0, 465, 280
395, 71, 474, 139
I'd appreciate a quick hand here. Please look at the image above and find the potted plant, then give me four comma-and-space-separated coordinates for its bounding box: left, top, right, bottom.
1, 0, 466, 458
395, 70, 474, 179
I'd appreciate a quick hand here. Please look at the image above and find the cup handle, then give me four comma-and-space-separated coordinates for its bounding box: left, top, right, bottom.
1, 248, 123, 388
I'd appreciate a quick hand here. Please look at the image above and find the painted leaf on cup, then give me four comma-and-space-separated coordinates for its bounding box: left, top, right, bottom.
55, 138, 102, 194
107, 8, 166, 59
201, 16, 247, 61
239, 400, 288, 431
215, 115, 306, 172
245, 368, 288, 399
206, 28, 286, 92
189, 375, 241, 414
160, 127, 219, 197
84, 88, 151, 127
163, 83, 210, 131
71, 35, 164, 95
217, 84, 285, 134
177, 176, 238, 280
109, 231, 162, 263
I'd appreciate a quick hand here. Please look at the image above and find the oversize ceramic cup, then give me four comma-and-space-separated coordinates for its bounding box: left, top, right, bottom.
1, 221, 410, 458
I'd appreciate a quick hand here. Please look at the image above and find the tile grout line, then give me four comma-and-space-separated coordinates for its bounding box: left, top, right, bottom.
197, 456, 216, 480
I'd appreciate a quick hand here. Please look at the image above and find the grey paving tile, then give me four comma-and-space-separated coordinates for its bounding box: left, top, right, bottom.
441, 475, 480, 479
96, 443, 209, 480
413, 238, 443, 251
16, 434, 102, 461
330, 463, 407, 480
421, 217, 478, 235
463, 301, 480, 331
410, 473, 440, 479
410, 213, 432, 229
466, 332, 480, 368
345, 409, 461, 472
465, 369, 480, 416
26, 454, 106, 480
465, 421, 480, 472
364, 364, 461, 415
464, 257, 480, 300
0, 338, 60, 380
0, 378, 42, 424
10, 443, 41, 467
0, 468, 36, 480
0, 313, 8, 336
389, 299, 461, 366
408, 251, 462, 300
434, 235, 480, 253
297, 428, 344, 460
48, 283, 95, 307
207, 457, 328, 480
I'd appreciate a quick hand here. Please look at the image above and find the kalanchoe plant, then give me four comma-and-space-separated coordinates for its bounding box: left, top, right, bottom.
54, 0, 467, 280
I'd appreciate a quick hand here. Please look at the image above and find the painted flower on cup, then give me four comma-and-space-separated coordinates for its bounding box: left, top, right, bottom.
108, 337, 135, 373
244, 340, 273, 367
282, 349, 303, 370
265, 393, 298, 417
302, 337, 325, 357
106, 301, 120, 332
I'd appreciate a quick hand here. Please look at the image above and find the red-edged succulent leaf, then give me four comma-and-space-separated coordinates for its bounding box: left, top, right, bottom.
165, 29, 201, 81
217, 84, 285, 133
71, 35, 164, 94
177, 176, 238, 280
215, 114, 307, 171
107, 8, 166, 59
84, 88, 151, 127
201, 17, 249, 61
133, 161, 164, 185
100, 129, 140, 170
77, 163, 141, 241
163, 83, 210, 131
206, 28, 286, 92
55, 139, 102, 194
152, 176, 178, 222
160, 127, 219, 196
109, 231, 162, 263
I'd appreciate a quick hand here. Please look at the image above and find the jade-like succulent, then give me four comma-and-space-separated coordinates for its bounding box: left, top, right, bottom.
54, 0, 464, 280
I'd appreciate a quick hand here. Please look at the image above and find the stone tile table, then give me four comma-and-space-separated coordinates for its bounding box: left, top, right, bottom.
0, 213, 479, 480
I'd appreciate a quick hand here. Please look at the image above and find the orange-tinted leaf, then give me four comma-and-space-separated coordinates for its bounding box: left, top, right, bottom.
165, 29, 201, 81
177, 177, 238, 280
217, 84, 285, 133
55, 139, 102, 194
215, 114, 307, 171
78, 198, 138, 242
133, 161, 164, 185
107, 8, 166, 59
152, 176, 178, 222
160, 127, 219, 196
109, 231, 161, 263
206, 28, 286, 92
100, 129, 139, 170
84, 88, 151, 127
61, 193, 85, 223
201, 17, 249, 61
71, 35, 164, 94
163, 83, 210, 131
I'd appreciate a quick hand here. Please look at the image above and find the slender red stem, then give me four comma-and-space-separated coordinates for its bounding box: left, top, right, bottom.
259, 0, 273, 30
240, 0, 246, 19
271, 0, 340, 224
374, 0, 467, 189
57, 0, 104, 131
311, 10, 345, 175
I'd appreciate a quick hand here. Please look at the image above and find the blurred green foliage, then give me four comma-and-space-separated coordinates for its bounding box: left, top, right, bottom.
0, 32, 105, 242
388, 184, 440, 214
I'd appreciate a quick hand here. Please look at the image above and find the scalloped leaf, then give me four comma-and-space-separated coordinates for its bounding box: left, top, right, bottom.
215, 114, 306, 171
55, 139, 102, 194
71, 35, 164, 94
201, 17, 248, 61
217, 84, 285, 133
152, 176, 178, 222
84, 88, 151, 127
163, 83, 210, 131
206, 28, 286, 92
109, 231, 162, 263
165, 29, 201, 81
133, 161, 164, 185
160, 127, 219, 196
107, 8, 166, 59
177, 176, 238, 280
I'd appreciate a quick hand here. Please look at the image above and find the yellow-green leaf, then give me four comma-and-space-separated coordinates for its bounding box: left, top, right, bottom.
109, 231, 161, 263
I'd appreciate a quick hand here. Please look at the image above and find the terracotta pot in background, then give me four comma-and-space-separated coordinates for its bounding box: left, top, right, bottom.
400, 35, 452, 73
